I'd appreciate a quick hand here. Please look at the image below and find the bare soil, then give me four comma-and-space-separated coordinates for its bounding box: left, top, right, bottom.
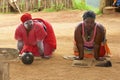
0, 10, 120, 80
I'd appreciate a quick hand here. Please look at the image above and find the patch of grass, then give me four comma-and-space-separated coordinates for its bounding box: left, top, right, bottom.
43, 8, 56, 12
72, 0, 102, 14
72, 0, 88, 10
86, 5, 102, 15
43, 3, 65, 12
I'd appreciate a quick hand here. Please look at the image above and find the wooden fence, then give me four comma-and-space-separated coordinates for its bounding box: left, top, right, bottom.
0, 0, 73, 13
0, 0, 9, 13
40, 0, 73, 9
0, 0, 114, 13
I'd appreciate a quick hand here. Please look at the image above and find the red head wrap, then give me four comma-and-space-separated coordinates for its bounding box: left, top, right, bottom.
21, 13, 32, 23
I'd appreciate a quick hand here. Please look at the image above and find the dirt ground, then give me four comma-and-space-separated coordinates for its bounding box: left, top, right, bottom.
0, 10, 120, 80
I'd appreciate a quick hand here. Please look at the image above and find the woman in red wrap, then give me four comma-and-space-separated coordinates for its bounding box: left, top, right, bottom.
32, 18, 56, 57
15, 13, 56, 59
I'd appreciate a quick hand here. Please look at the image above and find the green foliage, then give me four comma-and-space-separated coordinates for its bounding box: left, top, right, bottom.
42, 0, 102, 14
55, 4, 64, 11
32, 8, 39, 12
38, 0, 41, 8
86, 5, 102, 14
72, 0, 102, 14
43, 4, 64, 12
72, 0, 89, 10
43, 8, 56, 12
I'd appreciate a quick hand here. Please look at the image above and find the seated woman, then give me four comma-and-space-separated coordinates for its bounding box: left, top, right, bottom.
73, 11, 111, 61
14, 13, 56, 59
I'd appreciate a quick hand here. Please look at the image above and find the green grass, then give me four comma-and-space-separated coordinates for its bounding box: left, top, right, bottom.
72, 0, 88, 10
43, 3, 65, 12
86, 5, 102, 14
72, 0, 102, 14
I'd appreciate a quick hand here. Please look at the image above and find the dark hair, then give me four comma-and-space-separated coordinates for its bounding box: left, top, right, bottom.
82, 10, 96, 20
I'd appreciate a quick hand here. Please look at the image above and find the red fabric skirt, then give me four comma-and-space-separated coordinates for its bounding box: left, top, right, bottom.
20, 45, 40, 56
